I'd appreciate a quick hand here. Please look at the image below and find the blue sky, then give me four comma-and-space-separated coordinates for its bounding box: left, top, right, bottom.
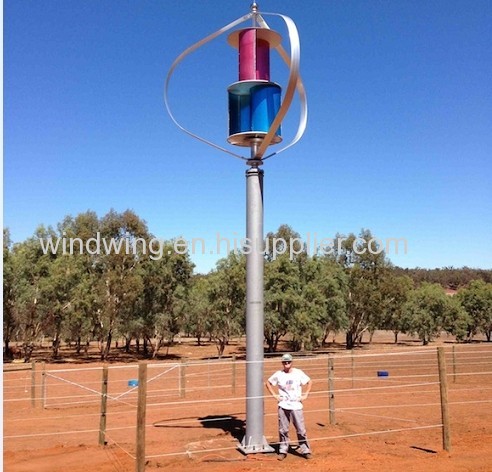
4, 0, 492, 273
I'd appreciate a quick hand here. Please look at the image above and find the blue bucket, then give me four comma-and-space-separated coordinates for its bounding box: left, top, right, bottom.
128, 379, 139, 387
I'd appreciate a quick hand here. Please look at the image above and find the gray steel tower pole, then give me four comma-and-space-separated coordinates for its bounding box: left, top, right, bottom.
239, 143, 274, 454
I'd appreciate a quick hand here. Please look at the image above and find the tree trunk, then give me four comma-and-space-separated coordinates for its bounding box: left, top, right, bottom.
216, 338, 226, 358
125, 336, 132, 353
322, 328, 331, 347
346, 331, 356, 350
4, 339, 11, 359
23, 343, 34, 363
102, 330, 112, 361
151, 338, 163, 359
144, 335, 159, 359
274, 334, 282, 352
52, 336, 61, 358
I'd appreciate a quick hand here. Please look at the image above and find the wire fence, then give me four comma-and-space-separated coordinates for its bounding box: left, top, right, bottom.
4, 343, 492, 469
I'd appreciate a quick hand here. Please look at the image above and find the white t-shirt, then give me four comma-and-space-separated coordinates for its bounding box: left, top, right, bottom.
268, 368, 311, 410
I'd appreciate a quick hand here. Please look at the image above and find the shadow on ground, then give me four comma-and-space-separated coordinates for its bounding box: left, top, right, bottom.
198, 415, 245, 441
153, 414, 245, 442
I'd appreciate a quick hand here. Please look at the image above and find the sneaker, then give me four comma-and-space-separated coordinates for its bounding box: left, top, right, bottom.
304, 453, 313, 459
277, 453, 287, 461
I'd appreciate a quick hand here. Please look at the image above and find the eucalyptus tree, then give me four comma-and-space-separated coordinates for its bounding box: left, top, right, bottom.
52, 211, 106, 355
207, 252, 246, 357
264, 225, 307, 351
68, 270, 102, 355
3, 229, 17, 358
93, 209, 149, 360
403, 283, 463, 345
137, 239, 194, 358
39, 254, 83, 358
265, 224, 305, 262
458, 280, 492, 341
440, 296, 470, 342
184, 275, 213, 346
303, 256, 348, 347
378, 274, 414, 343
264, 225, 349, 352
289, 270, 326, 351
264, 254, 301, 352
330, 229, 390, 349
10, 226, 59, 361
5, 221, 92, 360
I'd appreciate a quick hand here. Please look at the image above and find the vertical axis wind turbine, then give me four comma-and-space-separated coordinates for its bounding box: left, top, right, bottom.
165, 2, 307, 454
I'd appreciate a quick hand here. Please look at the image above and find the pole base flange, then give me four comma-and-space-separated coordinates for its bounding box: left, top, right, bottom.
238, 436, 275, 454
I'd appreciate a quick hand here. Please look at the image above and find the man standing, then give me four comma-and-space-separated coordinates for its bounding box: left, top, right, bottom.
266, 353, 313, 460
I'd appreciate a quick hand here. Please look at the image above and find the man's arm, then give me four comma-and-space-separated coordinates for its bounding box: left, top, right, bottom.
265, 381, 280, 401
301, 379, 312, 401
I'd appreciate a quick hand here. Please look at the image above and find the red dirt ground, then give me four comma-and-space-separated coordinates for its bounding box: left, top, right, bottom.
4, 333, 492, 472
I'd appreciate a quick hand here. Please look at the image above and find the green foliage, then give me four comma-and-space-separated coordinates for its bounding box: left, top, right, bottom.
3, 210, 193, 361
3, 229, 17, 358
263, 224, 349, 352
378, 275, 414, 343
296, 256, 348, 350
458, 280, 492, 341
264, 255, 301, 352
184, 275, 212, 345
441, 296, 471, 342
206, 252, 246, 357
330, 229, 391, 349
8, 229, 61, 361
4, 216, 491, 362
137, 241, 194, 357
402, 283, 467, 345
265, 224, 304, 262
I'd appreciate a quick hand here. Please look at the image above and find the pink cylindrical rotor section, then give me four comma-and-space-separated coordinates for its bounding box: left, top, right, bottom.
239, 29, 270, 81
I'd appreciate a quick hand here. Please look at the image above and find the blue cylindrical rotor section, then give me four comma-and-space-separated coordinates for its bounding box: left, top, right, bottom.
251, 84, 281, 135
227, 82, 282, 146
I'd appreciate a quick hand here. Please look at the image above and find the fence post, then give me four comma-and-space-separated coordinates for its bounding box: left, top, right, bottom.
135, 362, 148, 472
179, 358, 186, 398
452, 345, 457, 383
41, 362, 46, 409
328, 356, 335, 425
31, 361, 36, 408
232, 355, 236, 394
437, 347, 451, 452
99, 364, 109, 446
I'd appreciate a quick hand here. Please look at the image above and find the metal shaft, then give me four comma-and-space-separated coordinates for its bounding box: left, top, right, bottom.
244, 164, 265, 449
239, 139, 273, 454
